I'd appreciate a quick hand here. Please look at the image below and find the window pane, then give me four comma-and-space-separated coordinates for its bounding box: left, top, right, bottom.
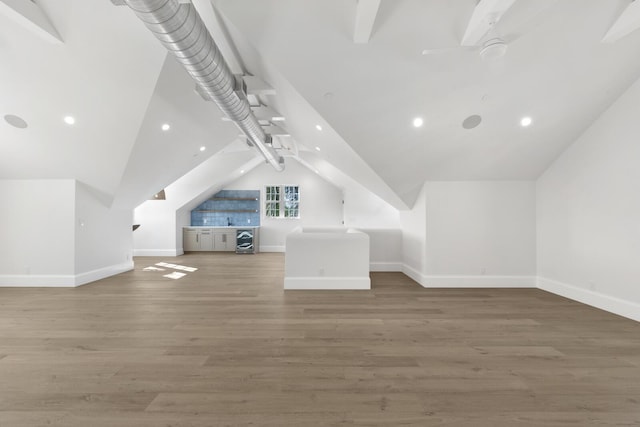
265, 186, 281, 217
283, 186, 299, 218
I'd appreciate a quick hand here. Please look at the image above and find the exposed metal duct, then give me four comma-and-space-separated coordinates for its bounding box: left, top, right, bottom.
114, 0, 284, 171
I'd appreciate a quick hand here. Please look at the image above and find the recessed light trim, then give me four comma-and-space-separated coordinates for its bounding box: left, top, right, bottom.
315, 146, 321, 151
161, 123, 171, 131
4, 114, 28, 129
520, 116, 532, 127
315, 124, 323, 131
413, 117, 424, 128
199, 146, 206, 152
240, 170, 245, 174
64, 115, 75, 125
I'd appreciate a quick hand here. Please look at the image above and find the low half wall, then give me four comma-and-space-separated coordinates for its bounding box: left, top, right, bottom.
284, 227, 370, 290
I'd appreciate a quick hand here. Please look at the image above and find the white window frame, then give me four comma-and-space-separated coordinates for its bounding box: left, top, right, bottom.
264, 185, 300, 219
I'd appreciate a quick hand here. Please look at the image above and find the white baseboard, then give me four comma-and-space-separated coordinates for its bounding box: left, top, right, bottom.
0, 261, 134, 288
134, 249, 182, 257
260, 245, 285, 253
0, 274, 77, 287
421, 275, 536, 288
370, 262, 402, 272
402, 263, 427, 285
401, 264, 535, 288
284, 277, 371, 290
74, 261, 134, 286
538, 276, 640, 322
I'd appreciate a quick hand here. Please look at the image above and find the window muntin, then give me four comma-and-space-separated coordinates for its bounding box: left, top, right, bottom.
265, 185, 299, 218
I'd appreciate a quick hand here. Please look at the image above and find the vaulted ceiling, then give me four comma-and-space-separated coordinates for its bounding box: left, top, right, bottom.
2, 0, 640, 210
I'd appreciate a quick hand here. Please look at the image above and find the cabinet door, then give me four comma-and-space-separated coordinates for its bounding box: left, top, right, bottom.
183, 230, 200, 251
214, 232, 233, 251
200, 230, 214, 251
225, 231, 236, 251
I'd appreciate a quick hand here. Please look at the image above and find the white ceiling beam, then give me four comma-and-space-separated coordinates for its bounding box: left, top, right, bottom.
461, 0, 517, 46
353, 0, 381, 44
244, 76, 276, 96
191, 0, 244, 74
602, 0, 640, 43
0, 0, 62, 44
221, 105, 284, 122
262, 124, 290, 137
251, 105, 284, 121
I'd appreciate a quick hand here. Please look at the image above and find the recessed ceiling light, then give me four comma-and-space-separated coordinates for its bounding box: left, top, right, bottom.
240, 170, 245, 174
64, 116, 75, 125
4, 114, 28, 129
315, 146, 321, 151
412, 117, 424, 128
199, 146, 206, 152
315, 124, 323, 131
520, 116, 532, 127
161, 123, 171, 131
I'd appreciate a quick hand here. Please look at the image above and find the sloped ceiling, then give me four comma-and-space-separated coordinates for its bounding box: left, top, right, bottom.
3, 0, 640, 212
112, 54, 242, 209
0, 0, 166, 198
213, 0, 640, 206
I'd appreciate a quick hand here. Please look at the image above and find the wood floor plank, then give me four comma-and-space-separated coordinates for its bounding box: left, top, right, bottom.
0, 252, 639, 426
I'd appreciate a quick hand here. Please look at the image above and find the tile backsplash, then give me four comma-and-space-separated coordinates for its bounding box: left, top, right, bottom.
191, 190, 260, 226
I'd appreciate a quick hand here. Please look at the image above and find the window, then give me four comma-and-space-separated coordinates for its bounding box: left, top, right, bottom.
265, 185, 299, 218
265, 185, 280, 217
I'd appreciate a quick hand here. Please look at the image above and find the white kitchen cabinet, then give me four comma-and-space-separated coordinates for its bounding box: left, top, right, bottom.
199, 229, 214, 251
213, 231, 234, 251
225, 231, 237, 250
183, 229, 200, 251
183, 227, 258, 252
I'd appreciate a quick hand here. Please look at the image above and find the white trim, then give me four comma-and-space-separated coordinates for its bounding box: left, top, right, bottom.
284, 276, 371, 290
421, 275, 536, 288
538, 276, 640, 322
402, 263, 428, 286
0, 274, 76, 287
400, 264, 535, 288
0, 261, 134, 288
260, 245, 285, 253
134, 249, 182, 257
74, 261, 134, 286
370, 262, 402, 272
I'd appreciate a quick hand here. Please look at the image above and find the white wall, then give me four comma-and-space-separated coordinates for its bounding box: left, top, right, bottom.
400, 181, 537, 287
133, 200, 178, 256
227, 160, 344, 251
343, 186, 400, 229
0, 180, 76, 284
132, 150, 262, 256
365, 228, 403, 271
399, 183, 427, 283
537, 77, 640, 321
424, 181, 536, 286
284, 228, 371, 289
0, 179, 133, 287
133, 153, 404, 269
74, 182, 133, 284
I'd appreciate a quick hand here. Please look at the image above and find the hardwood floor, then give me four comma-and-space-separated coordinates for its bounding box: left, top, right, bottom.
1, 252, 639, 426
